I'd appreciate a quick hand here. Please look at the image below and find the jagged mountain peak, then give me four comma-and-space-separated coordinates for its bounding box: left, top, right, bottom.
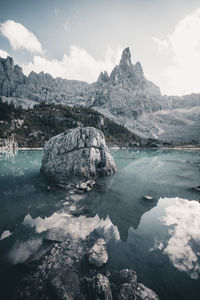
1, 56, 14, 65
97, 71, 109, 83
108, 47, 146, 86
119, 47, 132, 67
134, 61, 144, 76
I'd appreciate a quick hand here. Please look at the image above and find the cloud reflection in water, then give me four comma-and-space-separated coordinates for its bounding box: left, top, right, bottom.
160, 197, 200, 279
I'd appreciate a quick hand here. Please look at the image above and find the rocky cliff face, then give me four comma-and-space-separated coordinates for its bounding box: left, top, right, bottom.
41, 127, 117, 187
1, 49, 200, 144
0, 56, 90, 106
88, 47, 166, 119
87, 48, 200, 143
0, 57, 25, 97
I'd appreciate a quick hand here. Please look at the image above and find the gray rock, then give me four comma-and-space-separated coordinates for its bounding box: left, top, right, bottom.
76, 179, 96, 192
135, 283, 160, 300
71, 206, 89, 217
111, 269, 159, 300
89, 273, 112, 300
144, 196, 153, 200
88, 238, 108, 267
98, 71, 109, 83
41, 127, 116, 187
119, 269, 137, 286
50, 269, 81, 300
119, 283, 136, 300
13, 236, 159, 300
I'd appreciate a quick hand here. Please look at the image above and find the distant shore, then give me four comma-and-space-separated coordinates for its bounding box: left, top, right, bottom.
18, 147, 43, 150
163, 146, 200, 150
16, 146, 200, 151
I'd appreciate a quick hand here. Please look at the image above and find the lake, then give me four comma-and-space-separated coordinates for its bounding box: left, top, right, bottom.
0, 149, 200, 300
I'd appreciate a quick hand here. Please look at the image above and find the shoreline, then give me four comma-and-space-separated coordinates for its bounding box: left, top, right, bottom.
163, 147, 200, 150
18, 147, 43, 150
15, 146, 200, 151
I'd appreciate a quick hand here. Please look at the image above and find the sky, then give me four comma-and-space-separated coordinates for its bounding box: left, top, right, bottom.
0, 0, 200, 95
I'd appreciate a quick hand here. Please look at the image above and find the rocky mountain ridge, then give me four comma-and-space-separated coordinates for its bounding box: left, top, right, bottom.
87, 47, 165, 116
0, 48, 200, 144
87, 48, 200, 144
0, 56, 90, 106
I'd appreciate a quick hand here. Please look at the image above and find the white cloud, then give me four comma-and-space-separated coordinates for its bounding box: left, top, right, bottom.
0, 20, 43, 54
0, 49, 9, 58
0, 230, 12, 240
63, 20, 70, 32
160, 197, 200, 279
22, 45, 122, 82
23, 212, 120, 242
153, 8, 200, 95
152, 37, 169, 53
8, 238, 43, 264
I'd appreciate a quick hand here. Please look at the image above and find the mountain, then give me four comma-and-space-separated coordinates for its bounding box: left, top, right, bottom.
88, 47, 166, 116
0, 49, 200, 145
87, 48, 200, 144
0, 100, 156, 148
0, 56, 90, 107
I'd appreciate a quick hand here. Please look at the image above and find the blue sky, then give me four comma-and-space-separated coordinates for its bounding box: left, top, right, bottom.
0, 0, 200, 95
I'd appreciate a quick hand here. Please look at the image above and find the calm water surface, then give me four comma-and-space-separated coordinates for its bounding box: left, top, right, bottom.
0, 149, 200, 300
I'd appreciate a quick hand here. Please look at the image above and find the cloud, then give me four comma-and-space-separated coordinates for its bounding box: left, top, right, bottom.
153, 8, 200, 95
0, 19, 121, 83
0, 49, 9, 58
152, 37, 169, 53
8, 238, 43, 264
22, 45, 122, 82
0, 20, 43, 54
63, 20, 70, 32
160, 197, 200, 279
23, 211, 120, 242
0, 230, 12, 240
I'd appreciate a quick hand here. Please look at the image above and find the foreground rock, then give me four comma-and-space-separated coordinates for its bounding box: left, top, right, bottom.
87, 273, 112, 300
13, 235, 160, 300
41, 127, 117, 188
110, 269, 159, 300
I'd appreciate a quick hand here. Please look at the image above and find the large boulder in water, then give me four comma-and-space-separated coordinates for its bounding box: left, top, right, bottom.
40, 127, 116, 187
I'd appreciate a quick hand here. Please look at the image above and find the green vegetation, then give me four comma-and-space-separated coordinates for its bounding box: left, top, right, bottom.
0, 102, 143, 148
0, 97, 22, 121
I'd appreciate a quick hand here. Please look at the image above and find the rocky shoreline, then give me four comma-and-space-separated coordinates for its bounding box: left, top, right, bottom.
13, 228, 159, 300
12, 180, 160, 300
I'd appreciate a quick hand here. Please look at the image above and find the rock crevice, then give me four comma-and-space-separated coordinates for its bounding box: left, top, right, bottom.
41, 127, 117, 187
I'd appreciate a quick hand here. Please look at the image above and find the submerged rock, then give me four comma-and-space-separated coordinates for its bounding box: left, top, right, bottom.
13, 236, 160, 300
135, 283, 160, 300
144, 195, 153, 200
71, 206, 89, 217
87, 273, 113, 300
88, 238, 108, 267
194, 185, 200, 191
41, 127, 116, 188
111, 269, 159, 300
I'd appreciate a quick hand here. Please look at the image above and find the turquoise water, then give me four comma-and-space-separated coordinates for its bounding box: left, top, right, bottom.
0, 149, 200, 299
